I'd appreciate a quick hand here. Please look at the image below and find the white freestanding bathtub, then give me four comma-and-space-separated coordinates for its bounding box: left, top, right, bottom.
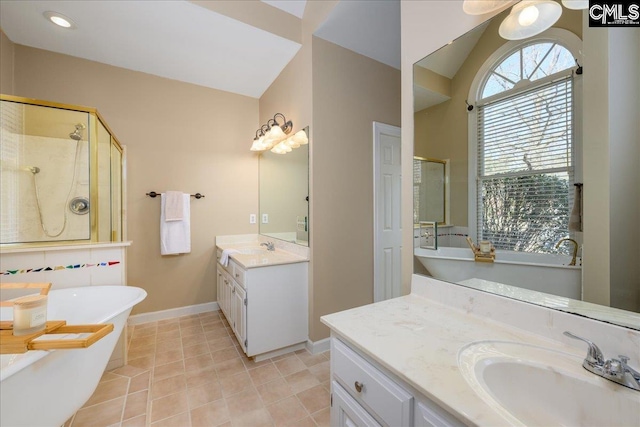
0, 285, 147, 427
415, 246, 582, 299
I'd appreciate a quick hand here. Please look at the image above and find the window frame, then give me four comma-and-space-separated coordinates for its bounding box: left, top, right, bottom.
467, 28, 583, 251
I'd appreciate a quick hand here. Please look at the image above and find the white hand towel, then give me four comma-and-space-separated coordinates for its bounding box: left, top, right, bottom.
220, 249, 240, 267
160, 193, 191, 255
164, 191, 184, 221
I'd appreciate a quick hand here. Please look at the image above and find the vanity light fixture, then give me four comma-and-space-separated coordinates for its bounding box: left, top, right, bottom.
250, 113, 299, 153
43, 11, 77, 29
271, 129, 308, 154
561, 0, 588, 10
499, 1, 562, 40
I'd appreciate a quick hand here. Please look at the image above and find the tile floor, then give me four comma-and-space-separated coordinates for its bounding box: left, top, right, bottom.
66, 310, 331, 427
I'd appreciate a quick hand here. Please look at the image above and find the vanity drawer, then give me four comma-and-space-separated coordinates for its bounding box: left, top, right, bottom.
332, 338, 412, 427
231, 261, 245, 286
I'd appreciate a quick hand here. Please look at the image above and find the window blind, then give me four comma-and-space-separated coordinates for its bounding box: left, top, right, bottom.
476, 76, 573, 253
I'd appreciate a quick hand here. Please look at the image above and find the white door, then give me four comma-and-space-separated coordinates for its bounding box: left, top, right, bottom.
373, 122, 402, 302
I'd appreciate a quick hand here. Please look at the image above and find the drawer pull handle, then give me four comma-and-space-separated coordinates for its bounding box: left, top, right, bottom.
354, 381, 363, 393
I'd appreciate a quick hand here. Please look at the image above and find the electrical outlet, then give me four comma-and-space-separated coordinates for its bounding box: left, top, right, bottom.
262, 213, 269, 224
249, 214, 256, 224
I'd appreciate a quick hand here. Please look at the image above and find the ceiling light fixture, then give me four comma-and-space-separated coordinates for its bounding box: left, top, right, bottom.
43, 11, 77, 29
499, 1, 562, 40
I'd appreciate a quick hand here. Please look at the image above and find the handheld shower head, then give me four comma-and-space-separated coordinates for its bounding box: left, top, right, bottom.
69, 123, 86, 141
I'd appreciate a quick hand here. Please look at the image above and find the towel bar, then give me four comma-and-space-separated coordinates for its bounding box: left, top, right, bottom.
146, 191, 205, 199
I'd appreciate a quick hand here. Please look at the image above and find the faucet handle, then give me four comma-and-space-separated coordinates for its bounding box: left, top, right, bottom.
563, 331, 604, 365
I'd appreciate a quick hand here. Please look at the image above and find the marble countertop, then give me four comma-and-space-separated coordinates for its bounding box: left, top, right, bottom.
216, 242, 308, 269
320, 282, 591, 426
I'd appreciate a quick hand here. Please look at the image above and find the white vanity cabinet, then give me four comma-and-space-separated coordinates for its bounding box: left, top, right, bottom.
331, 338, 464, 427
216, 253, 308, 359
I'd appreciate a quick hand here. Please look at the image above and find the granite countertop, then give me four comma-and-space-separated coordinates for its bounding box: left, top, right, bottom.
216, 242, 308, 269
320, 282, 591, 426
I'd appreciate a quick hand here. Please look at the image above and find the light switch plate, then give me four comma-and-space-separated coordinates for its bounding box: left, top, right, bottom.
262, 213, 269, 224
249, 214, 256, 224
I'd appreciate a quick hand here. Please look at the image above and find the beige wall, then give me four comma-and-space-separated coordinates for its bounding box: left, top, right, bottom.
0, 29, 14, 94
310, 37, 400, 341
12, 45, 259, 314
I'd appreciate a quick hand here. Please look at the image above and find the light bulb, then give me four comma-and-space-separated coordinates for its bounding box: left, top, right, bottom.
518, 5, 539, 26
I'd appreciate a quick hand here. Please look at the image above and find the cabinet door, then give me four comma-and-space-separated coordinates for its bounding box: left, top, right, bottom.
233, 283, 246, 350
216, 268, 223, 313
223, 272, 233, 319
415, 400, 464, 427
331, 382, 381, 427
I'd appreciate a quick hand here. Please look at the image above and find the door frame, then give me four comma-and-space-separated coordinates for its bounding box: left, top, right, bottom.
373, 122, 402, 302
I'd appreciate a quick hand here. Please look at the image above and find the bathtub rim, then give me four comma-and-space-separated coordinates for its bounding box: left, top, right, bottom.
0, 285, 146, 382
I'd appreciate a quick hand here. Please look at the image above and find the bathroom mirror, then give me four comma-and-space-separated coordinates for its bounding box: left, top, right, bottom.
259, 126, 309, 246
413, 156, 448, 225
413, 6, 640, 329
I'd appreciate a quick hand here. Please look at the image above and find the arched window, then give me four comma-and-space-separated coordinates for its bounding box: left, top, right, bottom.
469, 30, 582, 254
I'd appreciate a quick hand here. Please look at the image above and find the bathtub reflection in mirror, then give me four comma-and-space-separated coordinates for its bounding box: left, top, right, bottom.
413, 6, 639, 329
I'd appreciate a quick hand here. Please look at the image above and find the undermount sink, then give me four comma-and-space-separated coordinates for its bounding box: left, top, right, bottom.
458, 341, 640, 427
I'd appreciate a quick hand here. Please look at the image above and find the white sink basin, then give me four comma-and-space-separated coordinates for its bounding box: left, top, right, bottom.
458, 341, 640, 426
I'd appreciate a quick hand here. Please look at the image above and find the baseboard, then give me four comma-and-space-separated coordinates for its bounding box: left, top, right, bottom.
305, 337, 330, 354
128, 301, 219, 325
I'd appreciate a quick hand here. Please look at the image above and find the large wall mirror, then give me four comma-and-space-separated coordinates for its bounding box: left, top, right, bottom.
413, 5, 639, 330
259, 127, 309, 246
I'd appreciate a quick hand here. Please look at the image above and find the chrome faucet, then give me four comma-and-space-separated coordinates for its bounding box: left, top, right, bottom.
260, 241, 275, 251
556, 238, 578, 266
564, 331, 640, 391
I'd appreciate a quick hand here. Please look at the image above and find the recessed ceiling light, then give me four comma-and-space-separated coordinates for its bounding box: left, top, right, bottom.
43, 11, 77, 29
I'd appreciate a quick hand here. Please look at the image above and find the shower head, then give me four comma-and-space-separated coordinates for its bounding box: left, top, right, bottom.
69, 123, 86, 141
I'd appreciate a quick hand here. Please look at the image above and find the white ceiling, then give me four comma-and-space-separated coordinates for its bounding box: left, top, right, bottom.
0, 0, 302, 98
314, 0, 401, 70
0, 0, 401, 98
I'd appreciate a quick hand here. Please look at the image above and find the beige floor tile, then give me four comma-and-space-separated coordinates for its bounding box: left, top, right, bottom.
205, 327, 230, 341
157, 318, 180, 326
130, 334, 156, 348
123, 390, 148, 421
156, 337, 183, 354
180, 318, 202, 328
72, 396, 125, 427
155, 348, 184, 366
202, 320, 227, 332
83, 376, 129, 407
297, 385, 329, 414
208, 336, 235, 351
152, 373, 187, 399
274, 356, 306, 377
215, 357, 246, 379
308, 361, 330, 383
150, 411, 190, 427
159, 321, 181, 331
190, 399, 229, 427
111, 364, 148, 378
150, 390, 189, 423
183, 342, 210, 359
266, 396, 309, 427
187, 381, 223, 409
121, 414, 146, 427
128, 344, 155, 361
128, 354, 155, 370
185, 366, 218, 389
100, 371, 121, 383
153, 360, 185, 382
219, 371, 253, 397
256, 378, 294, 405
248, 363, 281, 386
212, 347, 240, 363
230, 408, 274, 427
270, 353, 292, 362
225, 387, 265, 418
311, 408, 330, 427
182, 333, 207, 348
284, 369, 320, 394
156, 328, 181, 342
185, 352, 214, 372
129, 371, 151, 394
182, 324, 204, 337
132, 326, 157, 339
295, 351, 327, 368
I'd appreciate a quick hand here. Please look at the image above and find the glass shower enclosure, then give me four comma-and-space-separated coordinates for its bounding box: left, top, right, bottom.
0, 95, 124, 245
